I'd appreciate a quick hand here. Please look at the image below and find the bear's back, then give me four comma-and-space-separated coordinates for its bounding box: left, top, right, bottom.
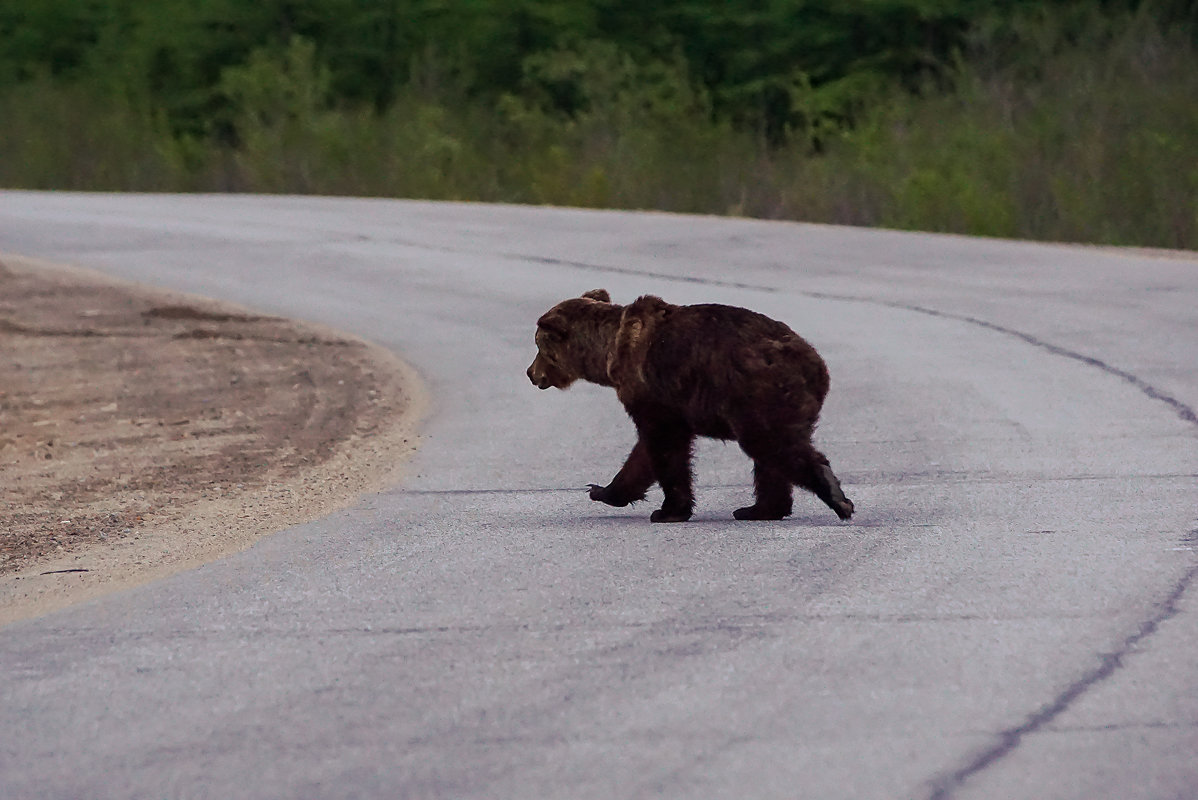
628, 300, 829, 428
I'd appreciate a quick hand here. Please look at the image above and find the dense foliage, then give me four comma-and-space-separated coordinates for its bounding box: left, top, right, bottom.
1, 1, 1195, 247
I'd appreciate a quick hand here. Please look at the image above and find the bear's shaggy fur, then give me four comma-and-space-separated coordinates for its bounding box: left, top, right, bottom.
527, 289, 854, 523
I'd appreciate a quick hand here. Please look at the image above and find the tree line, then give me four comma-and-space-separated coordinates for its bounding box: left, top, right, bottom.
1, 0, 1195, 248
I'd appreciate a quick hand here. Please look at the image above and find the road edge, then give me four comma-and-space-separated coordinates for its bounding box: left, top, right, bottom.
0, 252, 429, 627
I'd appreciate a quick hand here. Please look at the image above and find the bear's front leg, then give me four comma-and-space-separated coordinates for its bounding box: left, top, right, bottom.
588, 438, 654, 507
639, 423, 695, 523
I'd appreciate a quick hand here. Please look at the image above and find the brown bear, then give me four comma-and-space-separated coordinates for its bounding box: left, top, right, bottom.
527, 289, 854, 523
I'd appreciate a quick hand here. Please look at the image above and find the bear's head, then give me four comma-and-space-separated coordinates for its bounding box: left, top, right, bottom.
527, 289, 616, 390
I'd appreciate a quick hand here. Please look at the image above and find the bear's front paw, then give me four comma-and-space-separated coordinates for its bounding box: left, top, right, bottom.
588, 484, 626, 507
588, 483, 643, 507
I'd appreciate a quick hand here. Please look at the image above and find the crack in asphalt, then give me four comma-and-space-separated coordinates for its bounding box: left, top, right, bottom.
352, 232, 781, 293
508, 252, 778, 292
804, 292, 1198, 427
1050, 719, 1198, 734
925, 561, 1198, 799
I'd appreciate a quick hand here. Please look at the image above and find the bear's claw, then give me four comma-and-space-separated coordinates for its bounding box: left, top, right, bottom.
588, 483, 629, 506
588, 483, 648, 507
832, 498, 854, 521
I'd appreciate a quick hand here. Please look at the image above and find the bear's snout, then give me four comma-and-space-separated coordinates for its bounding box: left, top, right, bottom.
527, 362, 551, 390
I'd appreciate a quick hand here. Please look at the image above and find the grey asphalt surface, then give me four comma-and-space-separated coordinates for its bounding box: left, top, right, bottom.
1, 191, 1196, 800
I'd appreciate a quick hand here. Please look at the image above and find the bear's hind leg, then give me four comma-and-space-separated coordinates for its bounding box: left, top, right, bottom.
733, 461, 793, 520
738, 425, 853, 521
789, 443, 854, 521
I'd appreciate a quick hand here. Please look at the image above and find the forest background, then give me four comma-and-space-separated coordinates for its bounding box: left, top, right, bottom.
1, 0, 1195, 248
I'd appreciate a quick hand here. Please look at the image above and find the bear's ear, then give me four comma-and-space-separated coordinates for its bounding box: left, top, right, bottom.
538, 312, 570, 340
581, 289, 611, 303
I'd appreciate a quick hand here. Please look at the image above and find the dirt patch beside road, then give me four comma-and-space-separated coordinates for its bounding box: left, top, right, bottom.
0, 254, 426, 626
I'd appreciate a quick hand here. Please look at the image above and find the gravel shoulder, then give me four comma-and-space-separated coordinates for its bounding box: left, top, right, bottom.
0, 254, 427, 626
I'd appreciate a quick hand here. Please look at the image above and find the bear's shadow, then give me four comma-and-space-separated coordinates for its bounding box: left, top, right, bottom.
579, 512, 847, 528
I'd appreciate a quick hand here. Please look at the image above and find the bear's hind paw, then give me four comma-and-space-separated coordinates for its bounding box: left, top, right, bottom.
829, 497, 854, 521
650, 509, 692, 523
733, 505, 789, 521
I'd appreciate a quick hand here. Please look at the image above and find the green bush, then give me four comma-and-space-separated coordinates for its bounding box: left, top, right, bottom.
809, 7, 1198, 247
0, 4, 1194, 249
0, 76, 192, 190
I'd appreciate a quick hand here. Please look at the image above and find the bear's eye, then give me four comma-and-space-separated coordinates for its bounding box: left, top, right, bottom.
538, 324, 567, 344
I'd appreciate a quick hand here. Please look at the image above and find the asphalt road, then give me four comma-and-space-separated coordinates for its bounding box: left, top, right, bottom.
1, 191, 1196, 800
